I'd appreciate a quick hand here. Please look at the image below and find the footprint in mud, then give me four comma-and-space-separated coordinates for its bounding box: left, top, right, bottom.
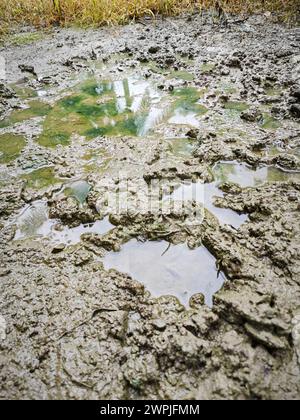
103, 239, 225, 307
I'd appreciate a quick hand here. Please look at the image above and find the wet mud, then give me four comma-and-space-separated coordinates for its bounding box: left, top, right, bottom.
0, 13, 300, 399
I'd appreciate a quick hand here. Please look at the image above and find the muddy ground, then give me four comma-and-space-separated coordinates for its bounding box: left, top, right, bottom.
0, 12, 300, 400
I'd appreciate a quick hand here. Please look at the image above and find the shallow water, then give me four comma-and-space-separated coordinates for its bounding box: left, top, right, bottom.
168, 137, 197, 158
103, 239, 225, 307
63, 180, 91, 205
36, 76, 206, 146
165, 181, 247, 228
214, 161, 300, 187
0, 100, 51, 129
0, 133, 26, 164
14, 200, 113, 243
22, 167, 62, 190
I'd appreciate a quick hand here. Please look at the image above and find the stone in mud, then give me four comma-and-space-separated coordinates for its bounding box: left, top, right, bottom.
241, 108, 263, 123
18, 64, 37, 77
0, 83, 16, 99
51, 243, 66, 253
148, 45, 160, 54
290, 104, 300, 118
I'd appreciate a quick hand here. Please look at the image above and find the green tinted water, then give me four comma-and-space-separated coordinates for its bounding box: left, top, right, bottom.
36, 78, 207, 147
0, 133, 26, 163
22, 167, 62, 190
0, 101, 51, 129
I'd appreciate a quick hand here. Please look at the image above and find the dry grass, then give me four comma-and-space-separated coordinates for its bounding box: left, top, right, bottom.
0, 0, 299, 32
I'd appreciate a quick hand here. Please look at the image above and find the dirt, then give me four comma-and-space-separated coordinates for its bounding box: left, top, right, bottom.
0, 12, 300, 400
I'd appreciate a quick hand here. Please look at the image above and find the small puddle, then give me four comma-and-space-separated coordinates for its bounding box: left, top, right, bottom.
165, 181, 247, 228
214, 161, 300, 187
14, 200, 113, 244
223, 101, 249, 113
103, 239, 225, 307
168, 137, 197, 158
63, 180, 91, 205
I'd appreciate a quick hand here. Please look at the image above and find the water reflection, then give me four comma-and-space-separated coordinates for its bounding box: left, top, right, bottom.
214, 161, 300, 187
103, 239, 225, 307
36, 77, 206, 146
14, 201, 113, 244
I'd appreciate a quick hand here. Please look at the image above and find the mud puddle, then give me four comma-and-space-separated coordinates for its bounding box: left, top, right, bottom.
13, 200, 113, 244
103, 239, 225, 307
214, 161, 300, 187
8, 74, 208, 147
165, 180, 247, 228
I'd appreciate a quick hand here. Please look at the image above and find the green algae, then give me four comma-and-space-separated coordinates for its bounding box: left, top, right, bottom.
22, 167, 62, 190
200, 63, 216, 74
35, 77, 208, 147
0, 133, 26, 164
260, 113, 281, 130
224, 101, 249, 113
171, 87, 208, 115
168, 71, 194, 81
0, 100, 51, 129
11, 84, 38, 100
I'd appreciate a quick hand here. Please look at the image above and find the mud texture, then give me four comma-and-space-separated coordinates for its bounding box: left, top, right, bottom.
0, 13, 300, 400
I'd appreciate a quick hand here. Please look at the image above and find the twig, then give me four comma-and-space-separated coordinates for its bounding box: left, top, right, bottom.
161, 242, 171, 256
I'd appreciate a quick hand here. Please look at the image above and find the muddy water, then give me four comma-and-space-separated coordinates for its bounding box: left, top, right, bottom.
3, 67, 298, 308
165, 181, 247, 228
214, 161, 300, 187
0, 133, 26, 164
14, 200, 113, 243
1, 15, 300, 400
63, 180, 91, 205
103, 239, 225, 307
35, 76, 207, 147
